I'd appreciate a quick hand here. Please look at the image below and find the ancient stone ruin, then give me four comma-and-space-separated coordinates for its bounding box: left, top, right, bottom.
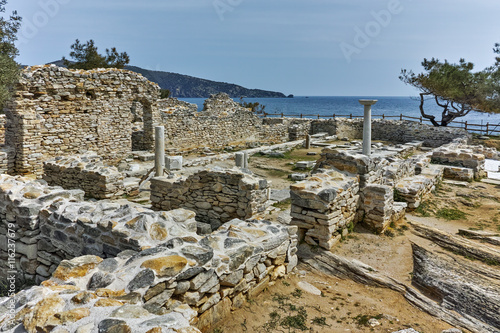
0, 65, 499, 332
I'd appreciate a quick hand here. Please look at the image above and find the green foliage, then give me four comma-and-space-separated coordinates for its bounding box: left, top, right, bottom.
280, 306, 308, 331
0, 0, 21, 110
291, 288, 303, 298
160, 89, 171, 99
312, 316, 328, 326
436, 208, 467, 220
415, 201, 433, 217
239, 97, 266, 114
272, 198, 291, 211
400, 44, 500, 126
63, 39, 130, 70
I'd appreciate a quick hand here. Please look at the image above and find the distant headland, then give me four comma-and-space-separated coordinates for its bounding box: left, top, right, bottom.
46, 60, 287, 98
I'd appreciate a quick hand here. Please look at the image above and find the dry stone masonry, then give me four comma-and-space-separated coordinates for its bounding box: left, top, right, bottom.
43, 153, 127, 199
290, 170, 361, 250
150, 168, 270, 231
4, 65, 160, 176
0, 174, 298, 333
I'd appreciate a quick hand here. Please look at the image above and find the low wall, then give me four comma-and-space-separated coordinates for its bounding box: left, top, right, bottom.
150, 168, 270, 230
431, 145, 486, 179
43, 154, 126, 199
308, 118, 469, 147
290, 171, 361, 250
0, 175, 85, 286
0, 174, 298, 333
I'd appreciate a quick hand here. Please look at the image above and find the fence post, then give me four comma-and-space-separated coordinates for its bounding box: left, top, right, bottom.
382, 114, 385, 119
464, 121, 467, 130
281, 112, 283, 118
486, 123, 489, 135
400, 113, 403, 121
300, 114, 303, 119
350, 113, 352, 119
318, 114, 320, 119
420, 117, 422, 123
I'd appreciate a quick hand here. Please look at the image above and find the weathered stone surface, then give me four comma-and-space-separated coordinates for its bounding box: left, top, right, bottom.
128, 269, 155, 291
71, 291, 97, 305
412, 243, 500, 330
297, 281, 322, 296
88, 271, 115, 290
141, 256, 188, 277
52, 255, 103, 281
54, 307, 90, 324
95, 299, 125, 307
110, 305, 150, 319
196, 297, 232, 332
23, 295, 65, 333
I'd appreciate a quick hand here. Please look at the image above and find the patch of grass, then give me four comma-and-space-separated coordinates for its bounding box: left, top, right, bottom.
291, 288, 303, 298
384, 228, 395, 238
282, 280, 290, 287
415, 201, 434, 217
312, 316, 328, 326
272, 198, 291, 211
212, 329, 224, 333
436, 208, 467, 220
393, 190, 406, 202
272, 293, 290, 305
281, 307, 308, 331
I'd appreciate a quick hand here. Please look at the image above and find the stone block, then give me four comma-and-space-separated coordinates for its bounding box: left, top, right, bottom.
166, 156, 183, 171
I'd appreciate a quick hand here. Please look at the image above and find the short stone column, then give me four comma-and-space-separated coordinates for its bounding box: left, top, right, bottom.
155, 126, 165, 176
305, 134, 311, 149
359, 100, 377, 156
243, 152, 249, 169
235, 152, 244, 168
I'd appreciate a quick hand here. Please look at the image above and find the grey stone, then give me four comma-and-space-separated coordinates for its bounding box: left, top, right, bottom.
139, 312, 189, 329
97, 319, 127, 333
221, 270, 243, 287
144, 289, 175, 313
198, 274, 219, 293
181, 246, 214, 265
98, 258, 119, 273
110, 305, 150, 319
196, 222, 212, 235
88, 271, 115, 290
128, 269, 155, 291
177, 266, 205, 281
190, 269, 215, 290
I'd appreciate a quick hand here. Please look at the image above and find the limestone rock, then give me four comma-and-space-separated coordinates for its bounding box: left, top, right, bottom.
141, 255, 188, 277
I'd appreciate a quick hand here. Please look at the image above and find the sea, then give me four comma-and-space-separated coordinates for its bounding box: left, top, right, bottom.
180, 96, 500, 132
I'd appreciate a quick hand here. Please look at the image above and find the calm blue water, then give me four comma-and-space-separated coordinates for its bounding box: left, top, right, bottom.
180, 96, 500, 130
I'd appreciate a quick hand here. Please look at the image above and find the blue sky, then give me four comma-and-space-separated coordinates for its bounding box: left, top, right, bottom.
6, 0, 500, 96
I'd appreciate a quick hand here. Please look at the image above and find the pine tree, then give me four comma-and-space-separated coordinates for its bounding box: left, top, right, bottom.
0, 0, 21, 110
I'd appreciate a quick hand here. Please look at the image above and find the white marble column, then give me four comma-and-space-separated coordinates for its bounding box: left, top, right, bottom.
155, 126, 165, 176
358, 100, 378, 156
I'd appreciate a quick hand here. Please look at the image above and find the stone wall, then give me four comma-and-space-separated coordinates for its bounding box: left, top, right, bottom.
157, 94, 314, 150
0, 219, 297, 333
290, 171, 361, 250
43, 154, 126, 199
307, 118, 469, 147
363, 184, 406, 233
0, 174, 297, 333
0, 175, 84, 285
431, 145, 486, 179
4, 65, 160, 176
150, 168, 270, 230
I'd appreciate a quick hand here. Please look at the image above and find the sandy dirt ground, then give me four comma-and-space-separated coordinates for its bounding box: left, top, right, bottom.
208, 144, 500, 333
